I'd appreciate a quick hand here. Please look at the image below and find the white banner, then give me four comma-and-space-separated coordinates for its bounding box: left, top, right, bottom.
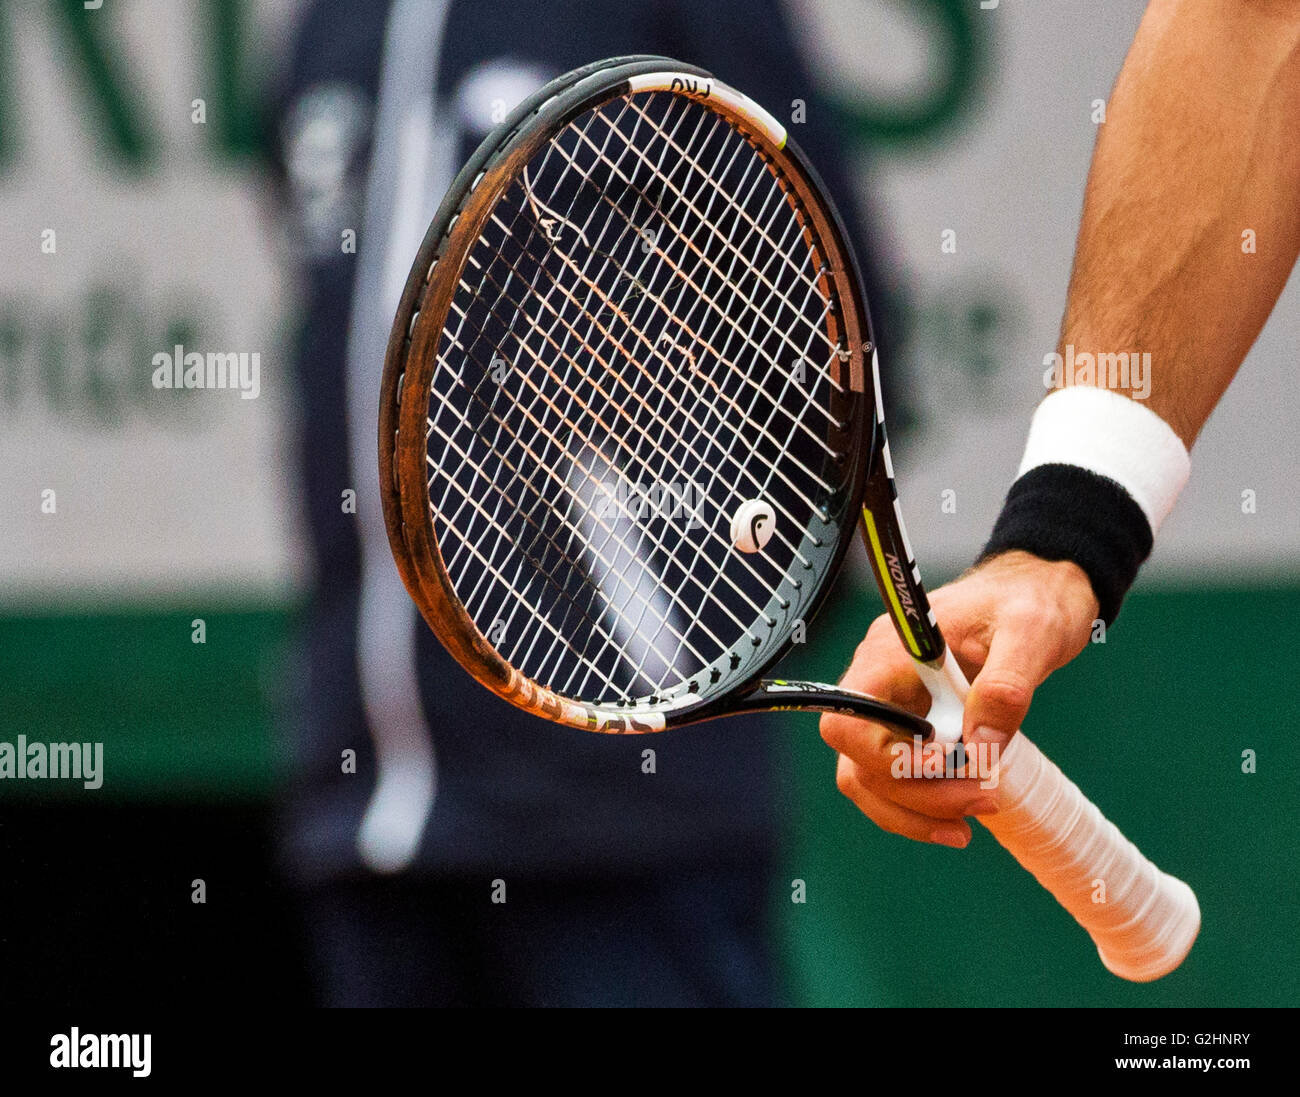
0, 0, 307, 607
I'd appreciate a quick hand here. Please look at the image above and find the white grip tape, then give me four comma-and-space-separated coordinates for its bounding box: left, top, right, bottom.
925, 651, 1200, 982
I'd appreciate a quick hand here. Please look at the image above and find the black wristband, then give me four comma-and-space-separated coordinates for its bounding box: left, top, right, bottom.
979, 463, 1154, 626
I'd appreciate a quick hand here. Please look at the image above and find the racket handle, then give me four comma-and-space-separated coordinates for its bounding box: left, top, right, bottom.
916, 653, 1200, 982
983, 732, 1200, 981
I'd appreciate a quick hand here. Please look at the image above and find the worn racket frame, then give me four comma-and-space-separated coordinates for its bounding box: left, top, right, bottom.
381, 54, 926, 736
379, 56, 1199, 981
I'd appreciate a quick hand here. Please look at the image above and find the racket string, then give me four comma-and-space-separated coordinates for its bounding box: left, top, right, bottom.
483, 161, 840, 520
425, 408, 720, 691
513, 92, 846, 479
432, 98, 741, 694
550, 105, 848, 442
595, 96, 844, 388
428, 326, 780, 643
459, 246, 820, 561
426, 89, 852, 702
425, 339, 780, 681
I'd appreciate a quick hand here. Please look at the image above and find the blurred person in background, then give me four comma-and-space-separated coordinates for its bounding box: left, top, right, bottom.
271, 0, 902, 1006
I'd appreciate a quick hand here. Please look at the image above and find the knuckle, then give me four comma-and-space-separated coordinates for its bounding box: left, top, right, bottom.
849, 764, 887, 795
1004, 597, 1051, 631
1009, 589, 1084, 641
1044, 598, 1077, 634
973, 673, 1034, 714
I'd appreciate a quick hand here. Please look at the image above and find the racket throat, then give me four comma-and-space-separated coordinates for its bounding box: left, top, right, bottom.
911, 650, 968, 746
735, 679, 933, 738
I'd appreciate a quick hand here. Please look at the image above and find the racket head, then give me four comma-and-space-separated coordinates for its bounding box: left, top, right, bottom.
380, 57, 880, 732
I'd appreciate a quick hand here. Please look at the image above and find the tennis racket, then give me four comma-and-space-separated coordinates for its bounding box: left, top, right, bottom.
378, 55, 1199, 981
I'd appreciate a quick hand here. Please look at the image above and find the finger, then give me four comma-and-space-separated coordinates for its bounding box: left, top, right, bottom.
839, 624, 932, 713
962, 614, 1063, 746
927, 585, 997, 666
819, 707, 893, 764
821, 618, 931, 759
835, 754, 973, 848
852, 737, 999, 815
857, 751, 999, 817
821, 723, 993, 815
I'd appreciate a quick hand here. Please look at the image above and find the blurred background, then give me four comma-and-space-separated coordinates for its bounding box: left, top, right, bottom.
2, 0, 1296, 1007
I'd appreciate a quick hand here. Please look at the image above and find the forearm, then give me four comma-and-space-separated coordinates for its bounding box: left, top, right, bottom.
1059, 0, 1300, 445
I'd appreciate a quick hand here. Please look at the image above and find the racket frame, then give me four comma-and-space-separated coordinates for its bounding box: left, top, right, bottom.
380, 56, 896, 733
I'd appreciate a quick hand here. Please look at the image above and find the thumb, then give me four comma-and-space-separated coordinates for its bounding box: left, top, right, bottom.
963, 623, 1059, 748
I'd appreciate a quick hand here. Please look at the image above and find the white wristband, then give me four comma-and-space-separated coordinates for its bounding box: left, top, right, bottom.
1018, 387, 1191, 535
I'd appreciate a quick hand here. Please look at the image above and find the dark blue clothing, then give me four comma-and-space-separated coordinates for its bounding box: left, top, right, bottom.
298, 865, 777, 1006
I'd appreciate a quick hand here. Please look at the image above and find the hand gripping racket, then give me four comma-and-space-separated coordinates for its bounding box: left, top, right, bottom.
378, 55, 1199, 981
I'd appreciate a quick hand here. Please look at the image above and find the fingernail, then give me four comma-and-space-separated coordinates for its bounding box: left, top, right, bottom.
930, 826, 969, 849
967, 798, 1000, 816
971, 725, 1004, 746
